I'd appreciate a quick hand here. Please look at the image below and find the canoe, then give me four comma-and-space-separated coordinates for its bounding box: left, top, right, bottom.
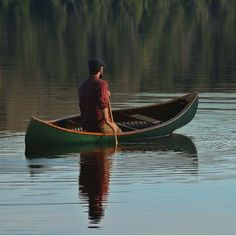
25, 92, 198, 149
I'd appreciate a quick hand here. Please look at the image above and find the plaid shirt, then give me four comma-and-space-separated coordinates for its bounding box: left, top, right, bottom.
79, 75, 111, 131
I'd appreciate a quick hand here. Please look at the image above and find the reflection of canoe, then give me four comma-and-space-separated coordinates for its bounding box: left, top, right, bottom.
25, 92, 198, 149
25, 133, 197, 159
26, 133, 198, 227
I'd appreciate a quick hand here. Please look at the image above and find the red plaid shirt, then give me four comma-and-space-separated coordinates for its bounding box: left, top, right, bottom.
79, 75, 111, 131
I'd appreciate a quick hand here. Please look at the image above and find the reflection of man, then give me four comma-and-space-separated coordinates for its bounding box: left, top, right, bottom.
79, 146, 117, 225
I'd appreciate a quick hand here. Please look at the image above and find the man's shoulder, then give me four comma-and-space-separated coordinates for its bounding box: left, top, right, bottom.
79, 77, 108, 90
96, 79, 108, 87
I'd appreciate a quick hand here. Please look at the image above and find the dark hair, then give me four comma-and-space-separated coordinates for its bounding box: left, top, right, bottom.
88, 57, 105, 75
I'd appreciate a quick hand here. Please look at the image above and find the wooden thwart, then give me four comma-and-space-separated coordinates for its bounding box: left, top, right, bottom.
131, 114, 161, 124
117, 122, 138, 131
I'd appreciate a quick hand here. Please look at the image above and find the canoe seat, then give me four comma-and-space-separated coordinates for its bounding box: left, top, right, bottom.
131, 114, 162, 125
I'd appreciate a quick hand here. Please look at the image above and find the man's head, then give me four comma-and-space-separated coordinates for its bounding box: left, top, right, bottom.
88, 57, 105, 77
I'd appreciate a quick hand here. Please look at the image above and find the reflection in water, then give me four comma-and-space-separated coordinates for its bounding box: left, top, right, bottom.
25, 134, 198, 227
79, 146, 118, 226
25, 134, 197, 159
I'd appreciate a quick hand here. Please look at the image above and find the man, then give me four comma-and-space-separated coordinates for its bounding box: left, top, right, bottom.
79, 57, 121, 134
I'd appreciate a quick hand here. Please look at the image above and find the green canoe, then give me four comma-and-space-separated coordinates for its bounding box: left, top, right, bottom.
25, 92, 198, 149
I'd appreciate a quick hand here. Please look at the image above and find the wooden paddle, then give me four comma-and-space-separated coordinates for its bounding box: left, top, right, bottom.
108, 99, 118, 146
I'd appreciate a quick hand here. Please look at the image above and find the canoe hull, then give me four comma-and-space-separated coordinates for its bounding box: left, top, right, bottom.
25, 92, 198, 149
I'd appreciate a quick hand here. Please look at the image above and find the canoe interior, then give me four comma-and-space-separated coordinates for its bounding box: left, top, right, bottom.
51, 93, 196, 133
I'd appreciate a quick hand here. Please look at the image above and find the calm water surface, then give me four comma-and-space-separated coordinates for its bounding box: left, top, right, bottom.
0, 1, 236, 234
0, 93, 236, 234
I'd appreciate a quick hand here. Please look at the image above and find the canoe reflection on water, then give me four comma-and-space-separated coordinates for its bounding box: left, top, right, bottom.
25, 133, 198, 226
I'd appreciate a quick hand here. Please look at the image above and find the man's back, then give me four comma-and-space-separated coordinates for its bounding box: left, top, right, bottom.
79, 76, 109, 132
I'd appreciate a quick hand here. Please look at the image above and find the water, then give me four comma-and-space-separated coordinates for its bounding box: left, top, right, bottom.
0, 1, 236, 234
0, 93, 235, 234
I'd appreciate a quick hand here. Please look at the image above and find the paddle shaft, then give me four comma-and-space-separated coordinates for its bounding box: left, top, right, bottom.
108, 99, 118, 146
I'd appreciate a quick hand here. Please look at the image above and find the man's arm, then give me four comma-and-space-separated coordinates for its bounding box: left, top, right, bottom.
97, 80, 117, 131
101, 107, 117, 131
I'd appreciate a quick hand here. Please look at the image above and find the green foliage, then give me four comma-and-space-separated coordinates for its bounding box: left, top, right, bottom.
0, 0, 236, 88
